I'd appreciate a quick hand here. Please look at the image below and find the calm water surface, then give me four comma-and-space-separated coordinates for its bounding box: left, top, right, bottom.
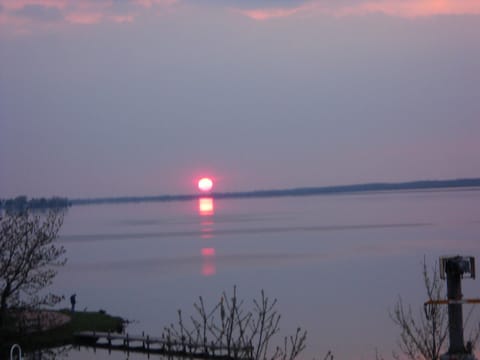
51, 189, 480, 359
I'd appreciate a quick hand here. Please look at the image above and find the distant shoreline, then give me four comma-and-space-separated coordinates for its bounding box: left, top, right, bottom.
69, 178, 480, 206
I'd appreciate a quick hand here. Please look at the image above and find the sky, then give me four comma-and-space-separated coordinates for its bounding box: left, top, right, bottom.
1, 0, 479, 198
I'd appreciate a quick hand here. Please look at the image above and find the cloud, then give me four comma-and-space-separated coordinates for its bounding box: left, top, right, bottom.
14, 4, 62, 21
230, 0, 480, 20
236, 5, 310, 20
0, 0, 68, 11
65, 12, 102, 24
339, 0, 480, 18
110, 14, 135, 23
0, 0, 177, 31
133, 0, 178, 8
1, 0, 480, 32
198, 0, 309, 10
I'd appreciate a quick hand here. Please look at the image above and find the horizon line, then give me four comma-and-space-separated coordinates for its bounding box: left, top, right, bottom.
69, 177, 480, 206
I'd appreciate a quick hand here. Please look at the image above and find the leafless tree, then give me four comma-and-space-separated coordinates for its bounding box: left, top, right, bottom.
0, 210, 66, 327
390, 259, 449, 360
163, 286, 307, 360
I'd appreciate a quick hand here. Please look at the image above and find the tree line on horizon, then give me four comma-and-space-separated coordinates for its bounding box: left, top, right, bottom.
0, 196, 71, 213
2, 178, 479, 209
71, 177, 480, 205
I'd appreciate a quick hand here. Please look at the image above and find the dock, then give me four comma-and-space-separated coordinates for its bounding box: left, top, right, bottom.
74, 331, 254, 359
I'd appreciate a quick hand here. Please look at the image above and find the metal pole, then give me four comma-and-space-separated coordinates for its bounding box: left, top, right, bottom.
446, 259, 465, 354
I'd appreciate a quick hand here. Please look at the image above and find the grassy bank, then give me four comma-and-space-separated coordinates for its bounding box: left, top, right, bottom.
1, 309, 124, 353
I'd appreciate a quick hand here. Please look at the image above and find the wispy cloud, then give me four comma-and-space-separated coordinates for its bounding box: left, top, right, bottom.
133, 0, 178, 8
65, 11, 103, 24
14, 4, 63, 21
110, 14, 135, 23
1, 0, 479, 33
233, 0, 480, 20
0, 0, 177, 33
235, 4, 311, 20
338, 0, 480, 18
1, 0, 68, 11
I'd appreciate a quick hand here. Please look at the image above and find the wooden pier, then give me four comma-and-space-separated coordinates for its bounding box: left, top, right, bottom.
74, 331, 254, 359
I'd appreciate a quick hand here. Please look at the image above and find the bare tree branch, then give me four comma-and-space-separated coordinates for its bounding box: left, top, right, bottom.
390, 258, 448, 360
0, 210, 66, 327
163, 286, 307, 360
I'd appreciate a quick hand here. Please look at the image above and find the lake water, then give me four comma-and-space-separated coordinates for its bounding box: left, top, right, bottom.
50, 189, 480, 359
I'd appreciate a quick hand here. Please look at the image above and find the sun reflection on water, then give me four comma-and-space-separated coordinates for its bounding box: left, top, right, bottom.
198, 197, 214, 216
198, 197, 216, 276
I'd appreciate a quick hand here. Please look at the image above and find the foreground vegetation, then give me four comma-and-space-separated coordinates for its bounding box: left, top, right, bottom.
0, 309, 124, 354
0, 210, 125, 356
0, 210, 66, 327
163, 287, 308, 360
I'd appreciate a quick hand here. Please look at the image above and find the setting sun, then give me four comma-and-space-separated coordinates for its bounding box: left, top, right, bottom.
198, 177, 213, 192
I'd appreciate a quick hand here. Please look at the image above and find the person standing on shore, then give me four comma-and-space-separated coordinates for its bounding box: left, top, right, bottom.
70, 294, 76, 313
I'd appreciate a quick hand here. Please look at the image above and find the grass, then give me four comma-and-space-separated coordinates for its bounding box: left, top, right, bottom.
1, 308, 125, 354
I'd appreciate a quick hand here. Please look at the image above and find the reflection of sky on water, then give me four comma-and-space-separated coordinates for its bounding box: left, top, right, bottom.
54, 190, 480, 359
59, 223, 431, 243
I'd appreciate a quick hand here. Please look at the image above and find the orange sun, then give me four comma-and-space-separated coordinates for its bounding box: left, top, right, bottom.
198, 177, 213, 192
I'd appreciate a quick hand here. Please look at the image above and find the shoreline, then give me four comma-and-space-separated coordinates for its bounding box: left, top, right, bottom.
0, 309, 125, 355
